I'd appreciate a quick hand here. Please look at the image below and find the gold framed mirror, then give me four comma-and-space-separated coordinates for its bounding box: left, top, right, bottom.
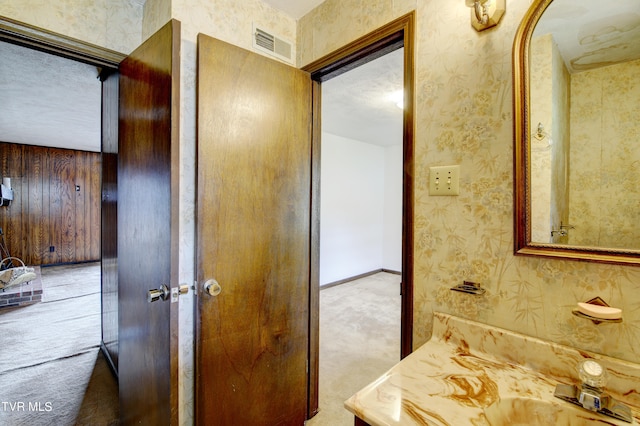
513, 0, 640, 265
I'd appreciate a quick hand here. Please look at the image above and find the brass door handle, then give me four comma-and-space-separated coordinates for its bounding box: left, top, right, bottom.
203, 279, 222, 297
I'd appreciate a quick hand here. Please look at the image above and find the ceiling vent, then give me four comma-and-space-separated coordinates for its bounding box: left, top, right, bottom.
252, 24, 293, 65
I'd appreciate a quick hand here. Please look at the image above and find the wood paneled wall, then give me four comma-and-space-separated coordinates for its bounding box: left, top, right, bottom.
0, 142, 101, 266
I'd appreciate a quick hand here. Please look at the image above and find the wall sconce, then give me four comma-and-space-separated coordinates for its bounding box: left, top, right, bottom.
466, 0, 505, 31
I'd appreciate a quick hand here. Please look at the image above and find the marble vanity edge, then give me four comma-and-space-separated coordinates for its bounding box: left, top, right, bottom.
432, 312, 640, 408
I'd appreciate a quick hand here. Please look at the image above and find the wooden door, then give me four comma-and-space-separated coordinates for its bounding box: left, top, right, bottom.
196, 34, 313, 425
118, 19, 181, 425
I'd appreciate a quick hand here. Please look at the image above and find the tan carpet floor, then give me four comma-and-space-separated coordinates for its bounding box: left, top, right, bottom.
0, 262, 118, 426
307, 272, 402, 425
0, 265, 399, 425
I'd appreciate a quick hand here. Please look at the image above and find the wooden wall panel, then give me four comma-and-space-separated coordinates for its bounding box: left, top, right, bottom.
27, 147, 46, 264
0, 142, 100, 266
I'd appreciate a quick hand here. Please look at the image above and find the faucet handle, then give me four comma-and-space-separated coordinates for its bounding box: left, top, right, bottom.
579, 360, 607, 388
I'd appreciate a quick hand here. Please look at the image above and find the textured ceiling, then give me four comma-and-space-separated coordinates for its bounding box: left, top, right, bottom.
322, 48, 404, 147
261, 0, 327, 19
0, 41, 102, 152
533, 0, 640, 73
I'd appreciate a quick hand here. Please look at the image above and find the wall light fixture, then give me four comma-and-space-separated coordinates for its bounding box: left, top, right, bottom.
466, 0, 505, 31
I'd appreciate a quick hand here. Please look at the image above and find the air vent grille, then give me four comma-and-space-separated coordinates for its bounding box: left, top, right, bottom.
252, 24, 293, 64
255, 28, 275, 52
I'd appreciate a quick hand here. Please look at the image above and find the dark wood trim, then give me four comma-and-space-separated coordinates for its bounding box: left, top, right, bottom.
320, 268, 401, 290
354, 416, 372, 426
0, 15, 125, 69
308, 79, 321, 419
400, 12, 416, 361
305, 32, 404, 83
303, 11, 416, 362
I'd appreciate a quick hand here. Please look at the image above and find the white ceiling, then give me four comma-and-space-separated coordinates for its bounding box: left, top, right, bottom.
533, 0, 640, 73
0, 41, 102, 152
262, 0, 327, 19
322, 48, 404, 147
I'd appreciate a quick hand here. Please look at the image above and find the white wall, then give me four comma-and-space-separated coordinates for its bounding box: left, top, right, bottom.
383, 144, 403, 270
320, 132, 402, 285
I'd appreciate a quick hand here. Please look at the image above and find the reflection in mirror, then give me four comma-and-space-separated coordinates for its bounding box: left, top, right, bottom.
513, 0, 640, 264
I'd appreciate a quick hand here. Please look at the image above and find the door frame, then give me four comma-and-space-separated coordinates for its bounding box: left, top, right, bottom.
0, 16, 124, 68
302, 12, 416, 417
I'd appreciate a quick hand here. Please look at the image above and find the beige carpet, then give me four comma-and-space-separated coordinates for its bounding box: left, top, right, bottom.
0, 262, 118, 426
306, 272, 401, 425
0, 265, 398, 425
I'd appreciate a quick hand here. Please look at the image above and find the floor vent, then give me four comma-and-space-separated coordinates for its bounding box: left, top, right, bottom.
252, 24, 293, 64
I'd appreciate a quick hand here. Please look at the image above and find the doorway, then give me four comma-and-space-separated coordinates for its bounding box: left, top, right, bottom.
319, 48, 404, 286
311, 46, 404, 425
303, 12, 415, 418
1, 17, 180, 425
0, 19, 123, 424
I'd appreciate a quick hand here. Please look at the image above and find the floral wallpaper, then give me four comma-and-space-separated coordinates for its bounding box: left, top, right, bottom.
299, 0, 640, 365
528, 34, 639, 250
530, 34, 571, 244
6, 1, 640, 424
569, 59, 640, 249
530, 34, 554, 242
0, 0, 143, 54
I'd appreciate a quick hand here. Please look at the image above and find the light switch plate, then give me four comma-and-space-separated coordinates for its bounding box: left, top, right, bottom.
429, 165, 460, 196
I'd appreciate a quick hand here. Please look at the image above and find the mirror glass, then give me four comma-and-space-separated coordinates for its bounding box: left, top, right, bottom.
513, 0, 640, 264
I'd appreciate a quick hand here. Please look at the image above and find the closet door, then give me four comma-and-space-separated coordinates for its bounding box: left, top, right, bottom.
196, 34, 313, 425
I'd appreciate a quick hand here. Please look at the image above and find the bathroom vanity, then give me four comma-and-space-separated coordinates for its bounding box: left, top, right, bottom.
345, 313, 640, 425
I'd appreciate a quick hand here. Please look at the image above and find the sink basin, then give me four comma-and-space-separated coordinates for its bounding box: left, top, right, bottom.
484, 398, 627, 426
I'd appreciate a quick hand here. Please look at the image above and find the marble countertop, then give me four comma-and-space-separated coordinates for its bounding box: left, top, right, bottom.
344, 312, 640, 425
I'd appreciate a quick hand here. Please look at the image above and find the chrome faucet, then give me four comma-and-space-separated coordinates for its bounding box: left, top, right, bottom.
554, 359, 633, 423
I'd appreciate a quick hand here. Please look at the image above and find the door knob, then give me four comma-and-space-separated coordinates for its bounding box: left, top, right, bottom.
203, 279, 222, 296
148, 284, 170, 303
